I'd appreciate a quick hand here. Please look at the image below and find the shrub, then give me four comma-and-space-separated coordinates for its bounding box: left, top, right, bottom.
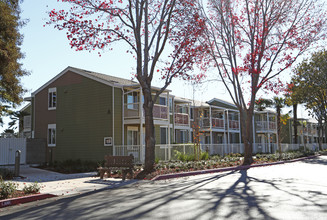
0, 168, 14, 180
43, 159, 100, 173
0, 179, 17, 199
200, 151, 209, 160
23, 182, 41, 194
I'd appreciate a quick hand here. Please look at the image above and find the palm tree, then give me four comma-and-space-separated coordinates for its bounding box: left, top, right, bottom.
272, 97, 285, 158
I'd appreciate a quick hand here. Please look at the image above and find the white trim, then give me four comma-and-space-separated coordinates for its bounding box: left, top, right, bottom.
48, 87, 57, 110
104, 137, 113, 146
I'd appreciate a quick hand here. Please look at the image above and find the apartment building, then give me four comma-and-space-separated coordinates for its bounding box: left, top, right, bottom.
21, 67, 324, 162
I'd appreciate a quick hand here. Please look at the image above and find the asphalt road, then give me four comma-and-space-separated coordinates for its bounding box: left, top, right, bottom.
1, 156, 327, 220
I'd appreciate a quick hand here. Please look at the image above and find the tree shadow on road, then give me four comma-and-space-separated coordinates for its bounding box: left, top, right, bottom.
2, 161, 327, 219
299, 155, 327, 165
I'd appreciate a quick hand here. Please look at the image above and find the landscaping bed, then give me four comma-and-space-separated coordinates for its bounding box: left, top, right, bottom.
0, 179, 50, 208
34, 150, 320, 181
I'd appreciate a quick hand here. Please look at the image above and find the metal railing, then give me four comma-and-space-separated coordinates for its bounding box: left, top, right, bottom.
256, 121, 277, 132
123, 103, 168, 120
113, 143, 327, 164
229, 120, 240, 130
174, 113, 189, 126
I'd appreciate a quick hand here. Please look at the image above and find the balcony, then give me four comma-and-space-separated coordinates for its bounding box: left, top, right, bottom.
124, 103, 168, 120
256, 121, 277, 132
229, 120, 240, 130
153, 104, 168, 120
212, 118, 224, 129
174, 113, 189, 126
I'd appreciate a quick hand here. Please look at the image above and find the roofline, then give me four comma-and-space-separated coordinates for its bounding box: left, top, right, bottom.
207, 98, 237, 108
20, 103, 31, 112
31, 66, 122, 96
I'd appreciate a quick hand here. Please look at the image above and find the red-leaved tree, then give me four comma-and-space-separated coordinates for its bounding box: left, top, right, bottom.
47, 0, 208, 176
200, 0, 326, 164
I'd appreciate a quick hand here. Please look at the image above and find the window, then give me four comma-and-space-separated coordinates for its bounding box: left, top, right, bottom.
175, 130, 188, 143
48, 88, 57, 110
127, 127, 138, 145
159, 97, 166, 106
160, 127, 167, 144
127, 92, 138, 110
48, 124, 56, 147
204, 109, 209, 118
169, 98, 173, 113
190, 107, 194, 120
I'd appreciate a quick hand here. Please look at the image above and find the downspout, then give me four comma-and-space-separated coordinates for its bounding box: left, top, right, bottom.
209, 106, 213, 147
112, 86, 115, 149
121, 87, 124, 146
33, 95, 35, 138
167, 91, 171, 160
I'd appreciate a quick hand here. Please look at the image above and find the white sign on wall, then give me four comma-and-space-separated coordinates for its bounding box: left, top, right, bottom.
104, 137, 112, 146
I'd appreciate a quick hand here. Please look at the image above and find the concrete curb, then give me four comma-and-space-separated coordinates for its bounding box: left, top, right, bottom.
152, 155, 319, 181
0, 193, 57, 208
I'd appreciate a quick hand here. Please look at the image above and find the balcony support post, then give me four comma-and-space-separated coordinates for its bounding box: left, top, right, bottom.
210, 106, 213, 147
167, 91, 171, 160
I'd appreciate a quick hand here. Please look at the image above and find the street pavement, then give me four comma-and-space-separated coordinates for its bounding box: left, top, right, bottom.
1, 156, 327, 220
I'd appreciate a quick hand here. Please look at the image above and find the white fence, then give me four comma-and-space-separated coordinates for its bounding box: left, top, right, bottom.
114, 142, 327, 164
0, 138, 26, 165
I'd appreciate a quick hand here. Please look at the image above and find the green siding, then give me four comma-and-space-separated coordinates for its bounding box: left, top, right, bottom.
55, 77, 122, 162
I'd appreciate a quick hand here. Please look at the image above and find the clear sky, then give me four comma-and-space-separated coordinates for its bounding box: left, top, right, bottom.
0, 0, 313, 132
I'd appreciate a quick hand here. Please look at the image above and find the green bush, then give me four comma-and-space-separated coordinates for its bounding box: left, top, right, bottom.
0, 179, 17, 199
23, 182, 41, 194
44, 159, 100, 173
200, 151, 209, 160
0, 168, 14, 180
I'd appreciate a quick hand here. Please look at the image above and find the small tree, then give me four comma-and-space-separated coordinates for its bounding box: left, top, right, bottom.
0, 0, 28, 122
293, 50, 327, 149
200, 0, 326, 165
48, 0, 208, 176
284, 82, 302, 144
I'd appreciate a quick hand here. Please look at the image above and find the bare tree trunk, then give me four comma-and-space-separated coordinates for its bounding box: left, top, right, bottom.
241, 110, 254, 165
142, 89, 155, 173
293, 104, 298, 144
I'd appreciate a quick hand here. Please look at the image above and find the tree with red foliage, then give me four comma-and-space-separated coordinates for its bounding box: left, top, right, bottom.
200, 0, 326, 165
47, 0, 208, 176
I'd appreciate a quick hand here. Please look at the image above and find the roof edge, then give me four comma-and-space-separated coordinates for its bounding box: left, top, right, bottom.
31, 66, 121, 96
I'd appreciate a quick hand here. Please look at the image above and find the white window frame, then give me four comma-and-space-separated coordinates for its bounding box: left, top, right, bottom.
48, 87, 57, 110
159, 96, 167, 106
48, 124, 56, 147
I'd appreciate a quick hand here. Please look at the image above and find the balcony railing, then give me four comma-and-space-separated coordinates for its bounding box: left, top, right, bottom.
229, 120, 239, 130
124, 102, 168, 120
174, 113, 189, 126
256, 121, 277, 132
212, 118, 224, 129
153, 104, 168, 119
201, 118, 224, 128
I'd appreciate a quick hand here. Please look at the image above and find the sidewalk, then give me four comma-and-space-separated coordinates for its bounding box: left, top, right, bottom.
9, 165, 138, 196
